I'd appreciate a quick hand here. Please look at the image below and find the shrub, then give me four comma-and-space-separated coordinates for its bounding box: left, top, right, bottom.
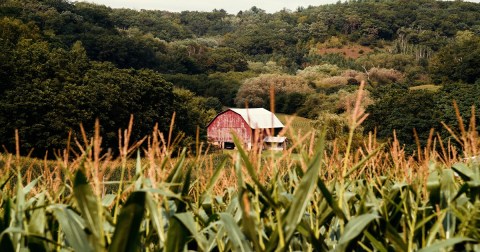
368, 67, 404, 86
315, 76, 349, 89
235, 74, 313, 108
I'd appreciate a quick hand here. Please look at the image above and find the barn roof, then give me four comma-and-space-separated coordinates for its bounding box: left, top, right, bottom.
229, 108, 284, 129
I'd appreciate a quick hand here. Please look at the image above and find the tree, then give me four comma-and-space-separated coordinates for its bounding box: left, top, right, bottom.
364, 87, 442, 152
0, 39, 175, 157
235, 74, 313, 108
429, 31, 480, 84
205, 47, 248, 72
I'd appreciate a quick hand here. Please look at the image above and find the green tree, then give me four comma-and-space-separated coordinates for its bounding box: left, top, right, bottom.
364, 87, 442, 152
430, 31, 480, 84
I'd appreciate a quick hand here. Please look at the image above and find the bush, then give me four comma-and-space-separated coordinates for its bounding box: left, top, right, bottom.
368, 67, 404, 86
315, 76, 349, 89
235, 74, 313, 108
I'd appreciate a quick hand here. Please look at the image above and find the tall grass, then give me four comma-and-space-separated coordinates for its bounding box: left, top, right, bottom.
0, 83, 479, 251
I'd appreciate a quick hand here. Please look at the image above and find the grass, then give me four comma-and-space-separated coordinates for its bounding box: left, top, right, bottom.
1, 83, 480, 251
409, 84, 442, 92
276, 113, 315, 136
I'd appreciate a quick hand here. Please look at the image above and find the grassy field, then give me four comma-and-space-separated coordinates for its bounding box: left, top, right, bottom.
1, 85, 479, 251
276, 113, 316, 136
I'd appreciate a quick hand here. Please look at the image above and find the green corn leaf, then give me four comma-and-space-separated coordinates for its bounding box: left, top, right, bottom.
336, 213, 378, 252
364, 230, 387, 252
232, 134, 276, 207
426, 210, 447, 246
175, 212, 207, 251
266, 129, 327, 252
22, 176, 41, 195
282, 136, 324, 242
49, 205, 94, 252
28, 192, 45, 236
0, 232, 14, 252
165, 148, 186, 184
452, 163, 474, 181
238, 189, 263, 252
165, 213, 190, 252
14, 169, 25, 251
27, 233, 63, 252
200, 157, 227, 204
26, 235, 48, 252
134, 150, 143, 190
385, 221, 408, 251
101, 194, 117, 208
317, 178, 346, 220
219, 213, 252, 252
0, 173, 14, 190
2, 198, 12, 233
177, 165, 193, 213
0, 227, 25, 252
73, 169, 104, 249
418, 237, 475, 252
109, 191, 146, 252
297, 220, 329, 251
146, 193, 165, 248
414, 211, 437, 232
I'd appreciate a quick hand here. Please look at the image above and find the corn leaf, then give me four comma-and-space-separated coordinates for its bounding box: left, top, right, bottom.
282, 136, 324, 242
219, 213, 252, 252
165, 148, 186, 184
336, 213, 378, 251
165, 213, 190, 252
0, 173, 13, 191
101, 194, 117, 207
0, 232, 14, 252
418, 237, 475, 252
146, 193, 165, 247
28, 192, 45, 236
200, 157, 227, 204
73, 169, 104, 249
109, 191, 146, 252
233, 134, 276, 207
175, 212, 207, 251
364, 230, 387, 252
22, 176, 41, 195
50, 205, 94, 252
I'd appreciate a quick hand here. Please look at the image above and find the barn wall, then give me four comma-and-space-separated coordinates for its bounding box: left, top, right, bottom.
207, 110, 251, 146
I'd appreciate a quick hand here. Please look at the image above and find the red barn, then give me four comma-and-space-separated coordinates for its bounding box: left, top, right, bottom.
207, 108, 284, 149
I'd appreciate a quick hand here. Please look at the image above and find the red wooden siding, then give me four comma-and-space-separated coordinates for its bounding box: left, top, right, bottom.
207, 110, 251, 145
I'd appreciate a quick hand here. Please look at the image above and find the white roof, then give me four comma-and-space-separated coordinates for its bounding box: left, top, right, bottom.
263, 136, 287, 143
230, 108, 284, 129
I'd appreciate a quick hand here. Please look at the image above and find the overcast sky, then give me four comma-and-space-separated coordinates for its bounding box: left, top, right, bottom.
82, 0, 342, 14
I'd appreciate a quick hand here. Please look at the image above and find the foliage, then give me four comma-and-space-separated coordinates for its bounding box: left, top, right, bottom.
367, 67, 405, 86
1, 89, 480, 251
429, 31, 480, 84
365, 87, 442, 152
162, 73, 246, 107
172, 88, 220, 142
235, 74, 313, 108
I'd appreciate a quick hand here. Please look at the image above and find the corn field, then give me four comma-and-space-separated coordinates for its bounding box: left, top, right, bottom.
1, 85, 480, 251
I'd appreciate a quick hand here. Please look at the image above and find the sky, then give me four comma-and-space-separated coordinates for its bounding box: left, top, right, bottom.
82, 0, 340, 14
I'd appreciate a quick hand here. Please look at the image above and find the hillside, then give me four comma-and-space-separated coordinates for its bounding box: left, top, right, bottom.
0, 0, 479, 155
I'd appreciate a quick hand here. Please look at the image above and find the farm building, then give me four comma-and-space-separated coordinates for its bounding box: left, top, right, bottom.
207, 108, 285, 150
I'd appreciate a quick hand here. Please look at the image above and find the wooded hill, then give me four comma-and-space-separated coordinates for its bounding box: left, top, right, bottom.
1, 0, 480, 156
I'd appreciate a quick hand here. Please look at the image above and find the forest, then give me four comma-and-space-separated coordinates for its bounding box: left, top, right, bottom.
1, 0, 480, 156
2, 1, 480, 251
